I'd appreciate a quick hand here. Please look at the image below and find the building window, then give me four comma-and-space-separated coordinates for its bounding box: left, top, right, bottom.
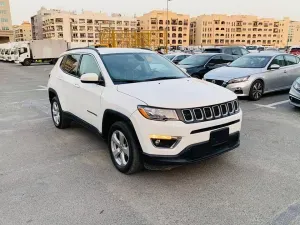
0, 18, 8, 22
0, 2, 5, 6
0, 10, 6, 14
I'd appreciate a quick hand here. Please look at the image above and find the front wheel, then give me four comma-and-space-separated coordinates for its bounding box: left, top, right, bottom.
249, 80, 264, 101
108, 121, 143, 174
23, 58, 32, 66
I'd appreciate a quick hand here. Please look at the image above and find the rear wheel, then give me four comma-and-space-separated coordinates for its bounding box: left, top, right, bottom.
51, 97, 71, 129
249, 80, 264, 101
108, 121, 143, 174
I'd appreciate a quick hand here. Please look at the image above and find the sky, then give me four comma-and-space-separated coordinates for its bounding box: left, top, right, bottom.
10, 0, 300, 25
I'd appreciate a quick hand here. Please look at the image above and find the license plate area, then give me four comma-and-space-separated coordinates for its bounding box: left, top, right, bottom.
210, 128, 229, 146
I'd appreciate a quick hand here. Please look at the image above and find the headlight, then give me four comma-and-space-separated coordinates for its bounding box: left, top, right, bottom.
138, 106, 179, 121
293, 81, 300, 91
228, 76, 250, 84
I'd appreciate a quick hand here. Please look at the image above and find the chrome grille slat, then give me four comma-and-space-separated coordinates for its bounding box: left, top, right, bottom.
181, 100, 239, 123
193, 108, 204, 121
212, 105, 221, 118
203, 107, 213, 120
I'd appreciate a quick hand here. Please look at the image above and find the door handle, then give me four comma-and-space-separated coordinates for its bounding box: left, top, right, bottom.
284, 70, 287, 73
74, 84, 80, 88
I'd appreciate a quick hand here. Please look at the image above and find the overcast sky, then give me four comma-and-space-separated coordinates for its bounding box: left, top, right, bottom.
10, 0, 300, 24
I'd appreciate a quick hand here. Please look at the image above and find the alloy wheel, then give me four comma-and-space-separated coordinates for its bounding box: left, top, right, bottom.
111, 130, 130, 167
252, 82, 263, 100
52, 102, 60, 126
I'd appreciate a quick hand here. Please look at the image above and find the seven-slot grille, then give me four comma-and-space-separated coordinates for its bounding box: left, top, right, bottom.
180, 100, 239, 123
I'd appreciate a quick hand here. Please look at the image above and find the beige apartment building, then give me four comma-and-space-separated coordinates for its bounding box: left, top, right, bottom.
42, 11, 137, 44
288, 21, 300, 46
137, 10, 190, 48
14, 21, 32, 42
190, 14, 290, 48
31, 7, 71, 40
0, 0, 13, 43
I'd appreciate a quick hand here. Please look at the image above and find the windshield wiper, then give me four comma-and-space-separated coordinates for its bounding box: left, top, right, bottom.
144, 77, 184, 82
113, 79, 142, 84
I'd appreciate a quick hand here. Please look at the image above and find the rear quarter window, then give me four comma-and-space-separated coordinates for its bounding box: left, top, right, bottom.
204, 48, 222, 53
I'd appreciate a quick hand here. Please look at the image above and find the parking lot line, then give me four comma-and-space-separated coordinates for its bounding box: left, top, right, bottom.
254, 100, 290, 109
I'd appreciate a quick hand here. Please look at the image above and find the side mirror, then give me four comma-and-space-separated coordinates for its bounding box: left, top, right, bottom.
80, 73, 99, 84
269, 64, 280, 70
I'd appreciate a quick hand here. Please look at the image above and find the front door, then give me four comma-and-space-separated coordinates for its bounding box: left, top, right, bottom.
264, 55, 287, 91
76, 54, 104, 129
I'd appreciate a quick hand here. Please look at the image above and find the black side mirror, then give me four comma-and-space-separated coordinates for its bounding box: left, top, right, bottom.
99, 76, 105, 86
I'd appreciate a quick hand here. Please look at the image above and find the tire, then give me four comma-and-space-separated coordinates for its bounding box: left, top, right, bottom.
23, 58, 31, 66
51, 97, 71, 129
108, 121, 143, 174
249, 80, 264, 101
50, 59, 57, 65
20, 62, 24, 66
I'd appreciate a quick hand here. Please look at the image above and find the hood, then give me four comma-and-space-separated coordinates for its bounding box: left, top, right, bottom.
117, 78, 237, 109
204, 67, 265, 81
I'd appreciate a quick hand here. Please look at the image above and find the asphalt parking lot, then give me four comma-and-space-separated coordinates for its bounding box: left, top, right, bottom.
1, 62, 300, 225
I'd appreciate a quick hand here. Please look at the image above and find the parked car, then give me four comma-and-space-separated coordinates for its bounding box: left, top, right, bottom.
246, 45, 265, 53
289, 47, 300, 56
204, 46, 249, 58
48, 48, 242, 174
178, 53, 236, 79
164, 53, 191, 64
265, 47, 278, 52
204, 52, 300, 100
289, 77, 300, 107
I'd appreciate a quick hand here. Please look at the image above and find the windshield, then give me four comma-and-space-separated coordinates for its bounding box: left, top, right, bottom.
229, 55, 272, 68
101, 53, 188, 84
178, 55, 211, 66
246, 46, 257, 50
165, 55, 176, 60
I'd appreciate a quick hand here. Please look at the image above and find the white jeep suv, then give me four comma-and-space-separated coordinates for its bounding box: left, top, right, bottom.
48, 48, 242, 174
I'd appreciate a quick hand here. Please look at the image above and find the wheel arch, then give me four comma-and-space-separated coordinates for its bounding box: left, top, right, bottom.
102, 109, 139, 143
48, 88, 58, 102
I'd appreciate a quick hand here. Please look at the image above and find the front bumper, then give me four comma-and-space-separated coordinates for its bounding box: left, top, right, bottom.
226, 81, 252, 97
130, 110, 242, 157
289, 86, 300, 107
144, 132, 239, 165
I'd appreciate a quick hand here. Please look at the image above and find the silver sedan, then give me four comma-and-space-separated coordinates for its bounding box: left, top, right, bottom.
204, 52, 300, 100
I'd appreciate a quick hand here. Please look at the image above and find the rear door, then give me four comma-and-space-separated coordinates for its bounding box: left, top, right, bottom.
58, 54, 81, 113
284, 54, 300, 87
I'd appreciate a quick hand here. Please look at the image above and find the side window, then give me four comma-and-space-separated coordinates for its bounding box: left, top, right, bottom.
60, 54, 81, 77
209, 56, 222, 64
224, 48, 232, 55
241, 48, 249, 55
78, 54, 101, 76
175, 55, 186, 61
221, 55, 234, 63
284, 55, 297, 66
270, 55, 286, 67
232, 48, 241, 56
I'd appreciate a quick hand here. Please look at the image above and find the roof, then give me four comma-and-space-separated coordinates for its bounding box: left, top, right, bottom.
96, 48, 153, 54
194, 53, 224, 56
165, 53, 191, 56
247, 52, 283, 57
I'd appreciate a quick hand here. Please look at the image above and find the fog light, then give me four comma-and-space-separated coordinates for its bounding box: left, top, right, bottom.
149, 135, 181, 148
